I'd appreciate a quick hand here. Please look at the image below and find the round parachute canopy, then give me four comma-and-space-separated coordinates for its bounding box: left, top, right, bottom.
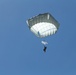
26, 13, 60, 38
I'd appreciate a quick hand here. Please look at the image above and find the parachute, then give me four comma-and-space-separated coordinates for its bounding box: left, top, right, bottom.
26, 13, 60, 52
26, 13, 60, 38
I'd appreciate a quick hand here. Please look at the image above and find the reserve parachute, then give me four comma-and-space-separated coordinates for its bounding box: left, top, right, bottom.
26, 13, 60, 38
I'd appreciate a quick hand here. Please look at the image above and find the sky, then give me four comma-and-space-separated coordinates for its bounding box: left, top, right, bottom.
0, 0, 76, 75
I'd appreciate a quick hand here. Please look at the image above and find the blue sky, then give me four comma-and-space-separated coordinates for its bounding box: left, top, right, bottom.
0, 0, 76, 75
